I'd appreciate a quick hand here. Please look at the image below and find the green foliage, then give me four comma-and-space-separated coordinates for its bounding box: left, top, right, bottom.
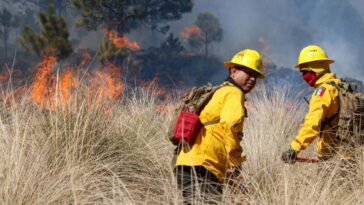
187, 31, 204, 51
195, 12, 223, 43
188, 12, 223, 56
139, 33, 223, 86
160, 33, 184, 57
20, 4, 72, 59
0, 8, 20, 58
138, 33, 184, 85
71, 0, 193, 34
37, 0, 69, 16
97, 36, 132, 64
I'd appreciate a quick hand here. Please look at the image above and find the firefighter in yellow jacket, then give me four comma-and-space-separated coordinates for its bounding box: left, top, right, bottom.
282, 45, 341, 163
175, 49, 264, 202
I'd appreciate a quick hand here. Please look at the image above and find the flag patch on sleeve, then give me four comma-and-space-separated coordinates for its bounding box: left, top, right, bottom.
314, 86, 326, 96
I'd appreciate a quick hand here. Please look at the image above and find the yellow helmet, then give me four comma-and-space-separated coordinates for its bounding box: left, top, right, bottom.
224, 49, 265, 78
295, 45, 335, 68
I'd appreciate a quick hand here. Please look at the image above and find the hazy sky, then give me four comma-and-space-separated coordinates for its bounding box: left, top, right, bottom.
348, 0, 364, 20
167, 0, 364, 81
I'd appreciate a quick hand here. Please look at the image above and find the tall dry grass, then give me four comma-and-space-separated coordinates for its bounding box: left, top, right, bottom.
0, 81, 363, 204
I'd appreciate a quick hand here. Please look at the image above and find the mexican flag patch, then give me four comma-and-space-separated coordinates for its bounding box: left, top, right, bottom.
314, 86, 326, 96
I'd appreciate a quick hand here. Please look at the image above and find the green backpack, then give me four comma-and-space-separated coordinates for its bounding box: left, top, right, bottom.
325, 80, 364, 145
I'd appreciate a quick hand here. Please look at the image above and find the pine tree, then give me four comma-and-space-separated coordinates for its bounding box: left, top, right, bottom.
20, 4, 72, 59
161, 33, 184, 57
188, 12, 223, 57
37, 0, 69, 16
97, 37, 131, 64
71, 0, 193, 34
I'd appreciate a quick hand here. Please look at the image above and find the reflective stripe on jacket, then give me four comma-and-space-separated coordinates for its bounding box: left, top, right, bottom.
291, 72, 340, 157
176, 82, 246, 182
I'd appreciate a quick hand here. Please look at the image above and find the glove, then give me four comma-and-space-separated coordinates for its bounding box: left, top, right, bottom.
281, 148, 297, 164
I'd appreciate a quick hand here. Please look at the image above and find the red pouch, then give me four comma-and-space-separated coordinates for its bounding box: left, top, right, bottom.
173, 111, 202, 144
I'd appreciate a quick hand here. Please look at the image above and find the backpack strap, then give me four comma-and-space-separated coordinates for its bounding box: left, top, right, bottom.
199, 82, 232, 127
318, 81, 341, 137
202, 118, 220, 126
325, 81, 343, 94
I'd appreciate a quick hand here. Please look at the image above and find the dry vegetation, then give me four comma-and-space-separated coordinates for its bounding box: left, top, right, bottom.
0, 81, 363, 204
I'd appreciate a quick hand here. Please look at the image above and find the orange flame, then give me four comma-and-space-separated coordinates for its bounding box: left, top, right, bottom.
138, 75, 172, 101
30, 55, 123, 110
105, 29, 141, 51
30, 55, 57, 106
0, 70, 11, 82
59, 68, 78, 102
180, 25, 204, 40
138, 76, 174, 115
78, 48, 92, 68
92, 64, 123, 101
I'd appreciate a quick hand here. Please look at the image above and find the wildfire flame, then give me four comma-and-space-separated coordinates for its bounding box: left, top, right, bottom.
92, 64, 123, 101
30, 55, 57, 106
78, 48, 92, 68
105, 29, 141, 51
139, 75, 174, 115
0, 72, 9, 82
59, 68, 78, 102
30, 55, 123, 110
180, 25, 204, 40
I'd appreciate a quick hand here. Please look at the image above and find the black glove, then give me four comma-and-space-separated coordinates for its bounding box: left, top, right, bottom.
281, 149, 297, 164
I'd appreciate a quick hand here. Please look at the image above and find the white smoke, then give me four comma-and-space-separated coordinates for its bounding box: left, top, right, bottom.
168, 0, 364, 81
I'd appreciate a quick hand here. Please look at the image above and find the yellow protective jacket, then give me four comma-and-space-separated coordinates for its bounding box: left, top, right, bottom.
175, 81, 246, 182
291, 72, 341, 158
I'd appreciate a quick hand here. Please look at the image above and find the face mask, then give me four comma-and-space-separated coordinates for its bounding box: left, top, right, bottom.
302, 71, 317, 87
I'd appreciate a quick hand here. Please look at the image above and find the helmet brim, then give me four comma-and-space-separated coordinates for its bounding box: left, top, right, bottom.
224, 61, 265, 79
295, 59, 335, 68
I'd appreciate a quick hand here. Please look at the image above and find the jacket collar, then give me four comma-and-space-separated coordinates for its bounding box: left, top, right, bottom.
224, 76, 244, 93
314, 72, 337, 88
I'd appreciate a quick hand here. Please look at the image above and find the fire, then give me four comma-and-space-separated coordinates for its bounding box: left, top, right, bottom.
180, 25, 204, 40
92, 64, 123, 101
78, 48, 92, 68
0, 69, 12, 82
30, 56, 79, 108
30, 55, 57, 106
29, 55, 123, 110
105, 29, 141, 51
59, 68, 78, 102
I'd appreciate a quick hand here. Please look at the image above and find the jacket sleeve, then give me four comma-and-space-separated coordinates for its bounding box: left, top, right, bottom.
290, 85, 334, 152
220, 89, 245, 167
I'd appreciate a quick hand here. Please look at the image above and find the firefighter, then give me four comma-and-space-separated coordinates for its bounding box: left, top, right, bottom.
175, 49, 264, 203
281, 45, 341, 163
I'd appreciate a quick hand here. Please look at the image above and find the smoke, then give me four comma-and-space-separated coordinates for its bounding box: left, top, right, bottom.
2, 0, 364, 82
167, 0, 364, 81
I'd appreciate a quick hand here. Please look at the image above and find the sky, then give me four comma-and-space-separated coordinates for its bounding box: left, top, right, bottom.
348, 0, 364, 20
165, 0, 364, 81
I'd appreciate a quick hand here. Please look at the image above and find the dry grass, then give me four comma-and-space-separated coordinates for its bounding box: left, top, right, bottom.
0, 81, 363, 204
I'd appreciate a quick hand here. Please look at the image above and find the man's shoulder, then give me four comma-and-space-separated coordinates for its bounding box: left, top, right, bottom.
217, 82, 244, 95
312, 79, 340, 98
320, 79, 341, 90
